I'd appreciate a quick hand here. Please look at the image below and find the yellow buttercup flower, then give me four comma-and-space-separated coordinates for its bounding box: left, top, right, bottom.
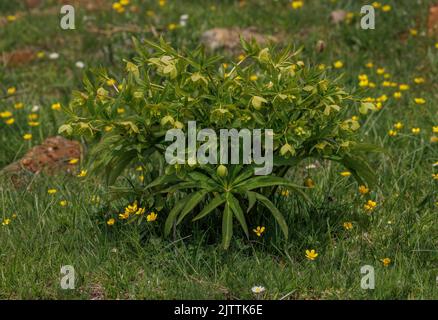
365, 62, 374, 68
77, 170, 87, 177
0, 111, 12, 118
147, 212, 158, 222
372, 2, 381, 9
358, 185, 370, 195
388, 130, 397, 137
14, 102, 24, 109
432, 173, 438, 180
399, 84, 409, 91
51, 102, 61, 111
106, 78, 116, 86
433, 126, 438, 133
23, 133, 32, 140
168, 23, 177, 31
333, 61, 343, 69
376, 68, 385, 75
411, 127, 421, 135
5, 118, 15, 125
393, 92, 402, 99
394, 122, 403, 130
409, 29, 418, 36
159, 0, 166, 7
414, 77, 425, 84
60, 200, 68, 207
291, 1, 303, 9
249, 74, 258, 81
343, 222, 353, 230
381, 258, 391, 267
253, 226, 265, 237
7, 87, 16, 95
305, 249, 318, 260
7, 15, 17, 22
363, 200, 377, 212
48, 189, 57, 194
381, 5, 391, 12
28, 121, 40, 127
414, 98, 426, 105
340, 171, 351, 177
69, 158, 79, 164
120, 0, 130, 5
2, 218, 11, 226
107, 218, 115, 226
119, 212, 129, 220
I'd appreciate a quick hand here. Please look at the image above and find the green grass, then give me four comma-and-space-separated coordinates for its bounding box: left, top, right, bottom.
0, 0, 437, 299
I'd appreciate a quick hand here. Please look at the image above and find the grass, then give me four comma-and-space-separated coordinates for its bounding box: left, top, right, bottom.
0, 0, 437, 299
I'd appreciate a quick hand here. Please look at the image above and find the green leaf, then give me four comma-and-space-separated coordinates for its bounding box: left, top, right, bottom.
176, 191, 208, 225
222, 202, 233, 249
164, 199, 186, 237
255, 193, 289, 239
192, 194, 225, 221
228, 193, 249, 237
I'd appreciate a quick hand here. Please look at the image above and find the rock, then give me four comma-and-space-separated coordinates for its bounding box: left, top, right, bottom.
1, 136, 83, 188
428, 3, 438, 35
200, 27, 278, 52
330, 10, 347, 24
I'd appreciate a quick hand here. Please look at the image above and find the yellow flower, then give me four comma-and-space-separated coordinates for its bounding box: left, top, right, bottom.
14, 102, 24, 109
77, 170, 87, 177
253, 226, 265, 237
399, 84, 409, 91
120, 0, 130, 5
365, 62, 374, 68
7, 87, 16, 95
435, 42, 438, 49
411, 127, 421, 135
7, 15, 17, 22
304, 178, 315, 188
333, 61, 343, 69
51, 102, 61, 111
414, 98, 426, 105
305, 249, 318, 261
381, 258, 391, 267
432, 173, 438, 180
249, 74, 258, 81
69, 158, 79, 164
363, 200, 377, 212
388, 130, 397, 137
409, 29, 418, 36
119, 212, 129, 220
159, 0, 166, 7
351, 115, 359, 121
107, 218, 115, 226
117, 108, 125, 114
343, 222, 353, 230
340, 171, 351, 177
394, 122, 403, 130
2, 218, 11, 226
0, 111, 12, 118
414, 77, 425, 84
376, 68, 385, 75
28, 121, 40, 127
5, 118, 15, 125
48, 189, 57, 194
281, 189, 290, 197
238, 54, 246, 61
37, 51, 45, 59
432, 136, 438, 143
60, 200, 68, 207
381, 5, 391, 12
147, 212, 158, 222
372, 2, 381, 8
433, 126, 438, 133
28, 113, 38, 120
358, 185, 370, 195
106, 78, 116, 86
291, 1, 303, 9
136, 207, 146, 215
23, 133, 32, 140
318, 64, 326, 70
168, 23, 177, 31
393, 92, 402, 99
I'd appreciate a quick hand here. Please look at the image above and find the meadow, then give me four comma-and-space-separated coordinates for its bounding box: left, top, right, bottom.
0, 0, 437, 299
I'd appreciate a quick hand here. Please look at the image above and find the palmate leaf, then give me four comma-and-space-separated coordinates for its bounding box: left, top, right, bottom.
222, 202, 233, 249
254, 193, 289, 239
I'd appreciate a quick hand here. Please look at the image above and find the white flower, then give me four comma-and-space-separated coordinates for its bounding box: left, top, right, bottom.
31, 105, 40, 112
179, 14, 189, 27
251, 286, 265, 294
49, 52, 59, 60
75, 61, 85, 69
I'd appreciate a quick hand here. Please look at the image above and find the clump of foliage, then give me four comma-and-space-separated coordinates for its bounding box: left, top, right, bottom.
60, 38, 377, 249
